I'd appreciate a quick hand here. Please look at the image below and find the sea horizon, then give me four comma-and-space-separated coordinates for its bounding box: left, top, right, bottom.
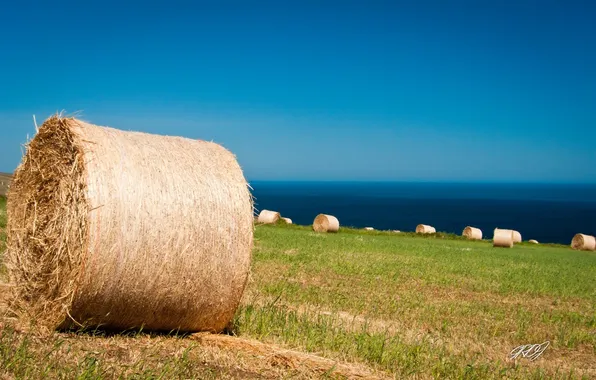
250, 181, 596, 245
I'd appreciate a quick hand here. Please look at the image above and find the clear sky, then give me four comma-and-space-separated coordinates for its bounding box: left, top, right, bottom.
1, 0, 595, 182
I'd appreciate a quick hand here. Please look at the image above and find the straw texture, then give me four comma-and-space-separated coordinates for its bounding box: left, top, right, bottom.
493, 228, 514, 248
512, 230, 522, 243
571, 234, 596, 251
257, 210, 280, 224
462, 226, 482, 240
6, 116, 253, 332
416, 224, 436, 234
282, 217, 292, 224
312, 214, 339, 233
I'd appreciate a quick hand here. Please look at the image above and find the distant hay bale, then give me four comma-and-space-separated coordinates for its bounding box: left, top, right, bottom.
313, 214, 339, 233
257, 210, 280, 224
571, 233, 596, 251
529, 239, 539, 244
512, 230, 522, 243
364, 227, 374, 231
416, 224, 436, 234
6, 116, 253, 332
493, 228, 513, 248
392, 230, 401, 233
462, 226, 482, 240
282, 217, 292, 224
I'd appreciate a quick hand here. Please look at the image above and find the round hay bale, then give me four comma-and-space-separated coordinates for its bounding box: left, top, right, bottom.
6, 116, 253, 332
571, 233, 596, 251
313, 214, 339, 233
282, 217, 292, 224
462, 226, 482, 240
529, 239, 539, 244
364, 227, 374, 231
392, 230, 401, 233
493, 228, 513, 248
257, 210, 280, 224
512, 230, 522, 243
416, 224, 436, 234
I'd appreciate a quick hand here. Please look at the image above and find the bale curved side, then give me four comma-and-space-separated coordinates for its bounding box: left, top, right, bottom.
313, 214, 339, 233
6, 116, 253, 332
512, 230, 522, 243
257, 210, 280, 224
462, 226, 482, 240
282, 217, 292, 224
571, 234, 596, 251
416, 224, 436, 234
493, 228, 513, 248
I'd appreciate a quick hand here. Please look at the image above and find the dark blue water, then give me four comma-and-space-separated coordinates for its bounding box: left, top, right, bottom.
250, 181, 596, 245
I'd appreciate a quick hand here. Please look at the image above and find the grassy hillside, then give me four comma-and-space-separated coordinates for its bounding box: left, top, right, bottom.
0, 203, 594, 378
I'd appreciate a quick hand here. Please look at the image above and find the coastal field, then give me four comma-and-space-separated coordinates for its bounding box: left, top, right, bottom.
0, 198, 595, 378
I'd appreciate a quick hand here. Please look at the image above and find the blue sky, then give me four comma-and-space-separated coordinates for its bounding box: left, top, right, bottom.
1, 0, 595, 182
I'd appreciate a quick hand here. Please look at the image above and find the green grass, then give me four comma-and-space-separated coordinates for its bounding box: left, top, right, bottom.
1, 200, 595, 378
234, 223, 596, 379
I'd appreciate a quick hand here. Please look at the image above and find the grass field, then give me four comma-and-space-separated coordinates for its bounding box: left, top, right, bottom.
0, 199, 595, 378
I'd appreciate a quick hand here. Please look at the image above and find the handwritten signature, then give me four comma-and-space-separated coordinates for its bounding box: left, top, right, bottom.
509, 341, 550, 361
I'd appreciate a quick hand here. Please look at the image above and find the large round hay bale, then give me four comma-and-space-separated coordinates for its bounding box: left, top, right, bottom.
282, 217, 292, 224
493, 228, 513, 248
257, 209, 280, 224
462, 226, 482, 240
6, 116, 253, 332
416, 224, 436, 234
512, 230, 522, 243
313, 214, 339, 233
571, 233, 596, 251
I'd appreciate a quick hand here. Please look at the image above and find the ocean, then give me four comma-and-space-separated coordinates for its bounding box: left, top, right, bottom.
250, 181, 596, 245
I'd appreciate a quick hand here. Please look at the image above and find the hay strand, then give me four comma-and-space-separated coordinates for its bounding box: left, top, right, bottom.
571, 234, 596, 251
493, 228, 514, 248
462, 226, 482, 240
416, 224, 436, 234
257, 210, 280, 224
312, 214, 339, 233
6, 116, 253, 332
